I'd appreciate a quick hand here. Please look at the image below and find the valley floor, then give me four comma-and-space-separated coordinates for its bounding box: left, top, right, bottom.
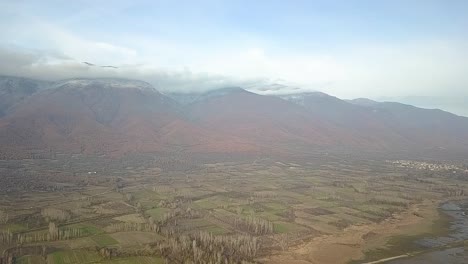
262, 199, 444, 264
0, 155, 466, 263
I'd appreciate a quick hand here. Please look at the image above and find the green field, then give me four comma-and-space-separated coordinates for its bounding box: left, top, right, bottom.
91, 234, 119, 247
18, 255, 46, 264
98, 256, 164, 264
145, 207, 170, 220
1, 157, 466, 264
47, 250, 101, 264
67, 223, 103, 236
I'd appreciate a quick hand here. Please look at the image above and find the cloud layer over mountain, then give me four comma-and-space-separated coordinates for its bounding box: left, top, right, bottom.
1, 1, 468, 114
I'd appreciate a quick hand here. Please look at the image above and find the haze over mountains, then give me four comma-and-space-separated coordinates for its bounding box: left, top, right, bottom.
1, 75, 468, 160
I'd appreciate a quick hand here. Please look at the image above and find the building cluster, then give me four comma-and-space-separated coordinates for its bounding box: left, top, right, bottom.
389, 160, 465, 172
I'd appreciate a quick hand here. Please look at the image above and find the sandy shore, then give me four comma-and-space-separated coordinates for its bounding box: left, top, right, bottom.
259, 199, 441, 264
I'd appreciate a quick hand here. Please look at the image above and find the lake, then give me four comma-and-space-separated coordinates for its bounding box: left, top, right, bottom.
388, 200, 468, 264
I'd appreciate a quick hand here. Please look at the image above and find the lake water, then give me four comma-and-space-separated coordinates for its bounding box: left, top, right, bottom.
388, 200, 468, 264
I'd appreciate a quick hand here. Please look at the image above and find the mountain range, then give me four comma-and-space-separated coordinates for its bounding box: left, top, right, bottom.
1, 75, 467, 160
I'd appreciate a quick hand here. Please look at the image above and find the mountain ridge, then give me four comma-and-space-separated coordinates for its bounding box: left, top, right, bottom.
1, 75, 468, 159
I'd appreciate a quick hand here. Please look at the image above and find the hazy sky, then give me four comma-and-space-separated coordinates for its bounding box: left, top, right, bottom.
1, 0, 467, 113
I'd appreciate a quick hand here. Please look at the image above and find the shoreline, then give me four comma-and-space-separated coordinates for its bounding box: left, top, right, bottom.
361, 239, 468, 264
361, 254, 409, 264
349, 199, 453, 263
261, 198, 455, 264
358, 198, 468, 264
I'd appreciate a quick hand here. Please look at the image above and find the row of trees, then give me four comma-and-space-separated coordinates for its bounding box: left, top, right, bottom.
368, 197, 409, 207
41, 208, 71, 222
106, 222, 161, 233
0, 210, 8, 224
106, 207, 202, 236
233, 216, 274, 235
0, 231, 13, 244
435, 187, 465, 197
0, 222, 84, 245
156, 231, 258, 263
159, 207, 201, 226
209, 210, 274, 235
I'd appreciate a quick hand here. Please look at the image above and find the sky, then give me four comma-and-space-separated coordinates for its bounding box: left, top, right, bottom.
0, 0, 467, 115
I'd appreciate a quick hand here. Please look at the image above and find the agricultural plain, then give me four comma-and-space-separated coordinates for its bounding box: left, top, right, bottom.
0, 155, 467, 263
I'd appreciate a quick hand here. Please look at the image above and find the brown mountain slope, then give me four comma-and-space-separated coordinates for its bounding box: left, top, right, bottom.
0, 79, 255, 158
279, 92, 414, 150
348, 99, 468, 152
0, 75, 50, 117
1, 76, 468, 159
184, 88, 359, 152
280, 92, 468, 153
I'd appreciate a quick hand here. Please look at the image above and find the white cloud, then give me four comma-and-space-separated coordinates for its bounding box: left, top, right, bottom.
1, 10, 468, 100
335, 39, 468, 98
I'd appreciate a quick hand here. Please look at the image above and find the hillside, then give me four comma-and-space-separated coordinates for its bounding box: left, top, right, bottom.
1, 76, 468, 159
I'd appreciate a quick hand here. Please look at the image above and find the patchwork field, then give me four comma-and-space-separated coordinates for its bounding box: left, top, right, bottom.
0, 155, 467, 263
